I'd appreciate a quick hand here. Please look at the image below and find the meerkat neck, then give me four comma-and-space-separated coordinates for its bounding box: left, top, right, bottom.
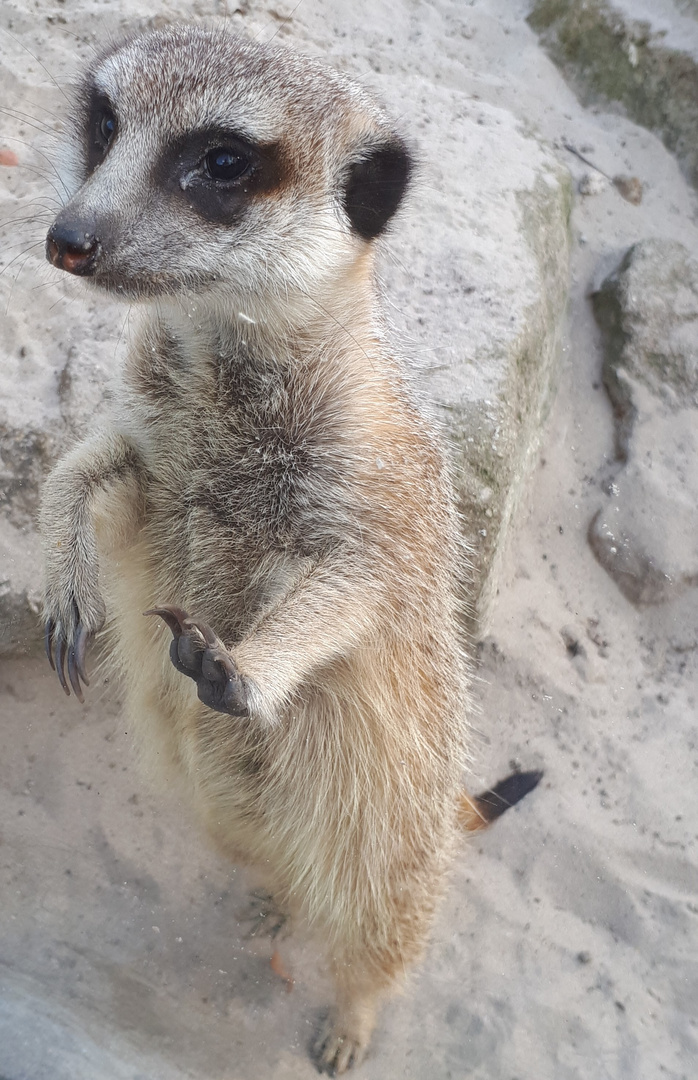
151, 249, 380, 364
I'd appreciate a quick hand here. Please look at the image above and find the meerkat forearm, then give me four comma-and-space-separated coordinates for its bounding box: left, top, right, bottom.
234, 554, 387, 724
40, 430, 143, 692
41, 430, 142, 572
42, 426, 140, 518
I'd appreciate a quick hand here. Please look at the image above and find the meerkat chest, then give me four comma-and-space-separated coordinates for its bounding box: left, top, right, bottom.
123, 332, 358, 555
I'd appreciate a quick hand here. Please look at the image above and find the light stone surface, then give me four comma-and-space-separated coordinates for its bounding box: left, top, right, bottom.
589, 241, 698, 605
529, 0, 698, 187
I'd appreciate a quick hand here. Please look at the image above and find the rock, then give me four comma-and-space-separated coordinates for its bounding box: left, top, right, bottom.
529, 0, 698, 188
0, 520, 43, 654
592, 239, 698, 459
589, 407, 698, 604
589, 242, 698, 605
612, 174, 643, 204
579, 171, 608, 195
383, 105, 571, 632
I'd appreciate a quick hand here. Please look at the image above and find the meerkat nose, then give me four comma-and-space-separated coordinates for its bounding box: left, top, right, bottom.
46, 221, 100, 276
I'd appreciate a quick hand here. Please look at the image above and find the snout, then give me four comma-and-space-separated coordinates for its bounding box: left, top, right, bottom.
46, 219, 100, 276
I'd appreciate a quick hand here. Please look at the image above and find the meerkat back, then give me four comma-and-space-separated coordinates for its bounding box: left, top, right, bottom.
38, 24, 539, 1074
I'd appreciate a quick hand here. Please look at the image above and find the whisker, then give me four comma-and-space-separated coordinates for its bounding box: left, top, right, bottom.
0, 134, 71, 201
2, 193, 60, 212
0, 213, 54, 233
0, 240, 44, 281
0, 27, 70, 102
295, 284, 378, 375
48, 290, 80, 314
32, 277, 66, 292
1, 102, 64, 127
254, 0, 307, 43
0, 105, 61, 140
114, 306, 133, 357
2, 244, 45, 313
1, 161, 66, 204
51, 25, 83, 43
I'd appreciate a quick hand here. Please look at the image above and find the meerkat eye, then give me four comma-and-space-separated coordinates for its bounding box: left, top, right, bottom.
96, 108, 117, 149
204, 147, 250, 182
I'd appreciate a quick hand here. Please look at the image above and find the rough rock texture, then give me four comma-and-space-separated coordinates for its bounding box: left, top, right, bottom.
588, 399, 698, 604
0, 0, 571, 653
529, 0, 698, 187
0, 523, 43, 655
593, 237, 698, 457
393, 138, 571, 630
589, 240, 698, 604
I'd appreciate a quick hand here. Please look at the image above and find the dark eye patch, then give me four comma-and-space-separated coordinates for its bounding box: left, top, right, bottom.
157, 128, 287, 225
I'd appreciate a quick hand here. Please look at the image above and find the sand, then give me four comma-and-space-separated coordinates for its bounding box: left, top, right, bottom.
0, 1, 697, 1078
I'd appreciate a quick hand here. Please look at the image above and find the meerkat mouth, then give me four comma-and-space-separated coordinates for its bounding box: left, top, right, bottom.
44, 227, 221, 301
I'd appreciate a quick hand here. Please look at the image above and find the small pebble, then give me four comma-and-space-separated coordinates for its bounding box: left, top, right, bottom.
612, 175, 643, 204
578, 172, 607, 196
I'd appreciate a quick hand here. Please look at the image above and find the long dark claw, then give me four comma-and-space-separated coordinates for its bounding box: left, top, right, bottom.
55, 637, 70, 696
67, 647, 85, 703
144, 606, 189, 637
74, 624, 91, 686
198, 623, 220, 647
45, 620, 55, 670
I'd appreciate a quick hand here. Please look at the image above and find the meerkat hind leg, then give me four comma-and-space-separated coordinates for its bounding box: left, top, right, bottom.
314, 970, 384, 1075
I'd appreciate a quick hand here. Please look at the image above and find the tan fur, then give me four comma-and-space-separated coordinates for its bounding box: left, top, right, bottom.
458, 790, 492, 832
39, 26, 473, 1072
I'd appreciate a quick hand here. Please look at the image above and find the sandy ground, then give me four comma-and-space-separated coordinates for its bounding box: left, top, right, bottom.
1, 1, 698, 1078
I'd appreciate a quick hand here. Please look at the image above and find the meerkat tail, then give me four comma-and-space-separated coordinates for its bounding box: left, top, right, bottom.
458, 770, 544, 832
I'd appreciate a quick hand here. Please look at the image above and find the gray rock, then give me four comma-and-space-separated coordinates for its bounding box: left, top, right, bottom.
589, 242, 698, 605
592, 238, 698, 459
579, 171, 609, 196
386, 118, 571, 632
0, 520, 43, 655
589, 410, 698, 605
529, 0, 698, 188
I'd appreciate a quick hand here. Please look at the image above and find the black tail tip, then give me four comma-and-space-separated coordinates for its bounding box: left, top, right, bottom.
475, 769, 544, 824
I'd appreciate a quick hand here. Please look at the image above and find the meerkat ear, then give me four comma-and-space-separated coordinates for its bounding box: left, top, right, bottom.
343, 139, 412, 241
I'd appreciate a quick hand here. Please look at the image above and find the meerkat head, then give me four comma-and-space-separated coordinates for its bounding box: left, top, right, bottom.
46, 25, 411, 318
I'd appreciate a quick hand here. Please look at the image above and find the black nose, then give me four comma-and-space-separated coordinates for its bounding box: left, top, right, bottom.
46, 221, 99, 276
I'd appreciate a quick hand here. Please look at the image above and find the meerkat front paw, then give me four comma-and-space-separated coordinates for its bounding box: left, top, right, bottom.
44, 593, 105, 703
146, 606, 249, 716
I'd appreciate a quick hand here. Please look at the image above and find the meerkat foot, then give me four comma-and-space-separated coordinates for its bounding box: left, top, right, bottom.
45, 617, 93, 703
313, 1013, 369, 1075
145, 606, 248, 716
244, 890, 291, 940
313, 981, 379, 1076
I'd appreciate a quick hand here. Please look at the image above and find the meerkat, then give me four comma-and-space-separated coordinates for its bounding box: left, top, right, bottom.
39, 25, 541, 1073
